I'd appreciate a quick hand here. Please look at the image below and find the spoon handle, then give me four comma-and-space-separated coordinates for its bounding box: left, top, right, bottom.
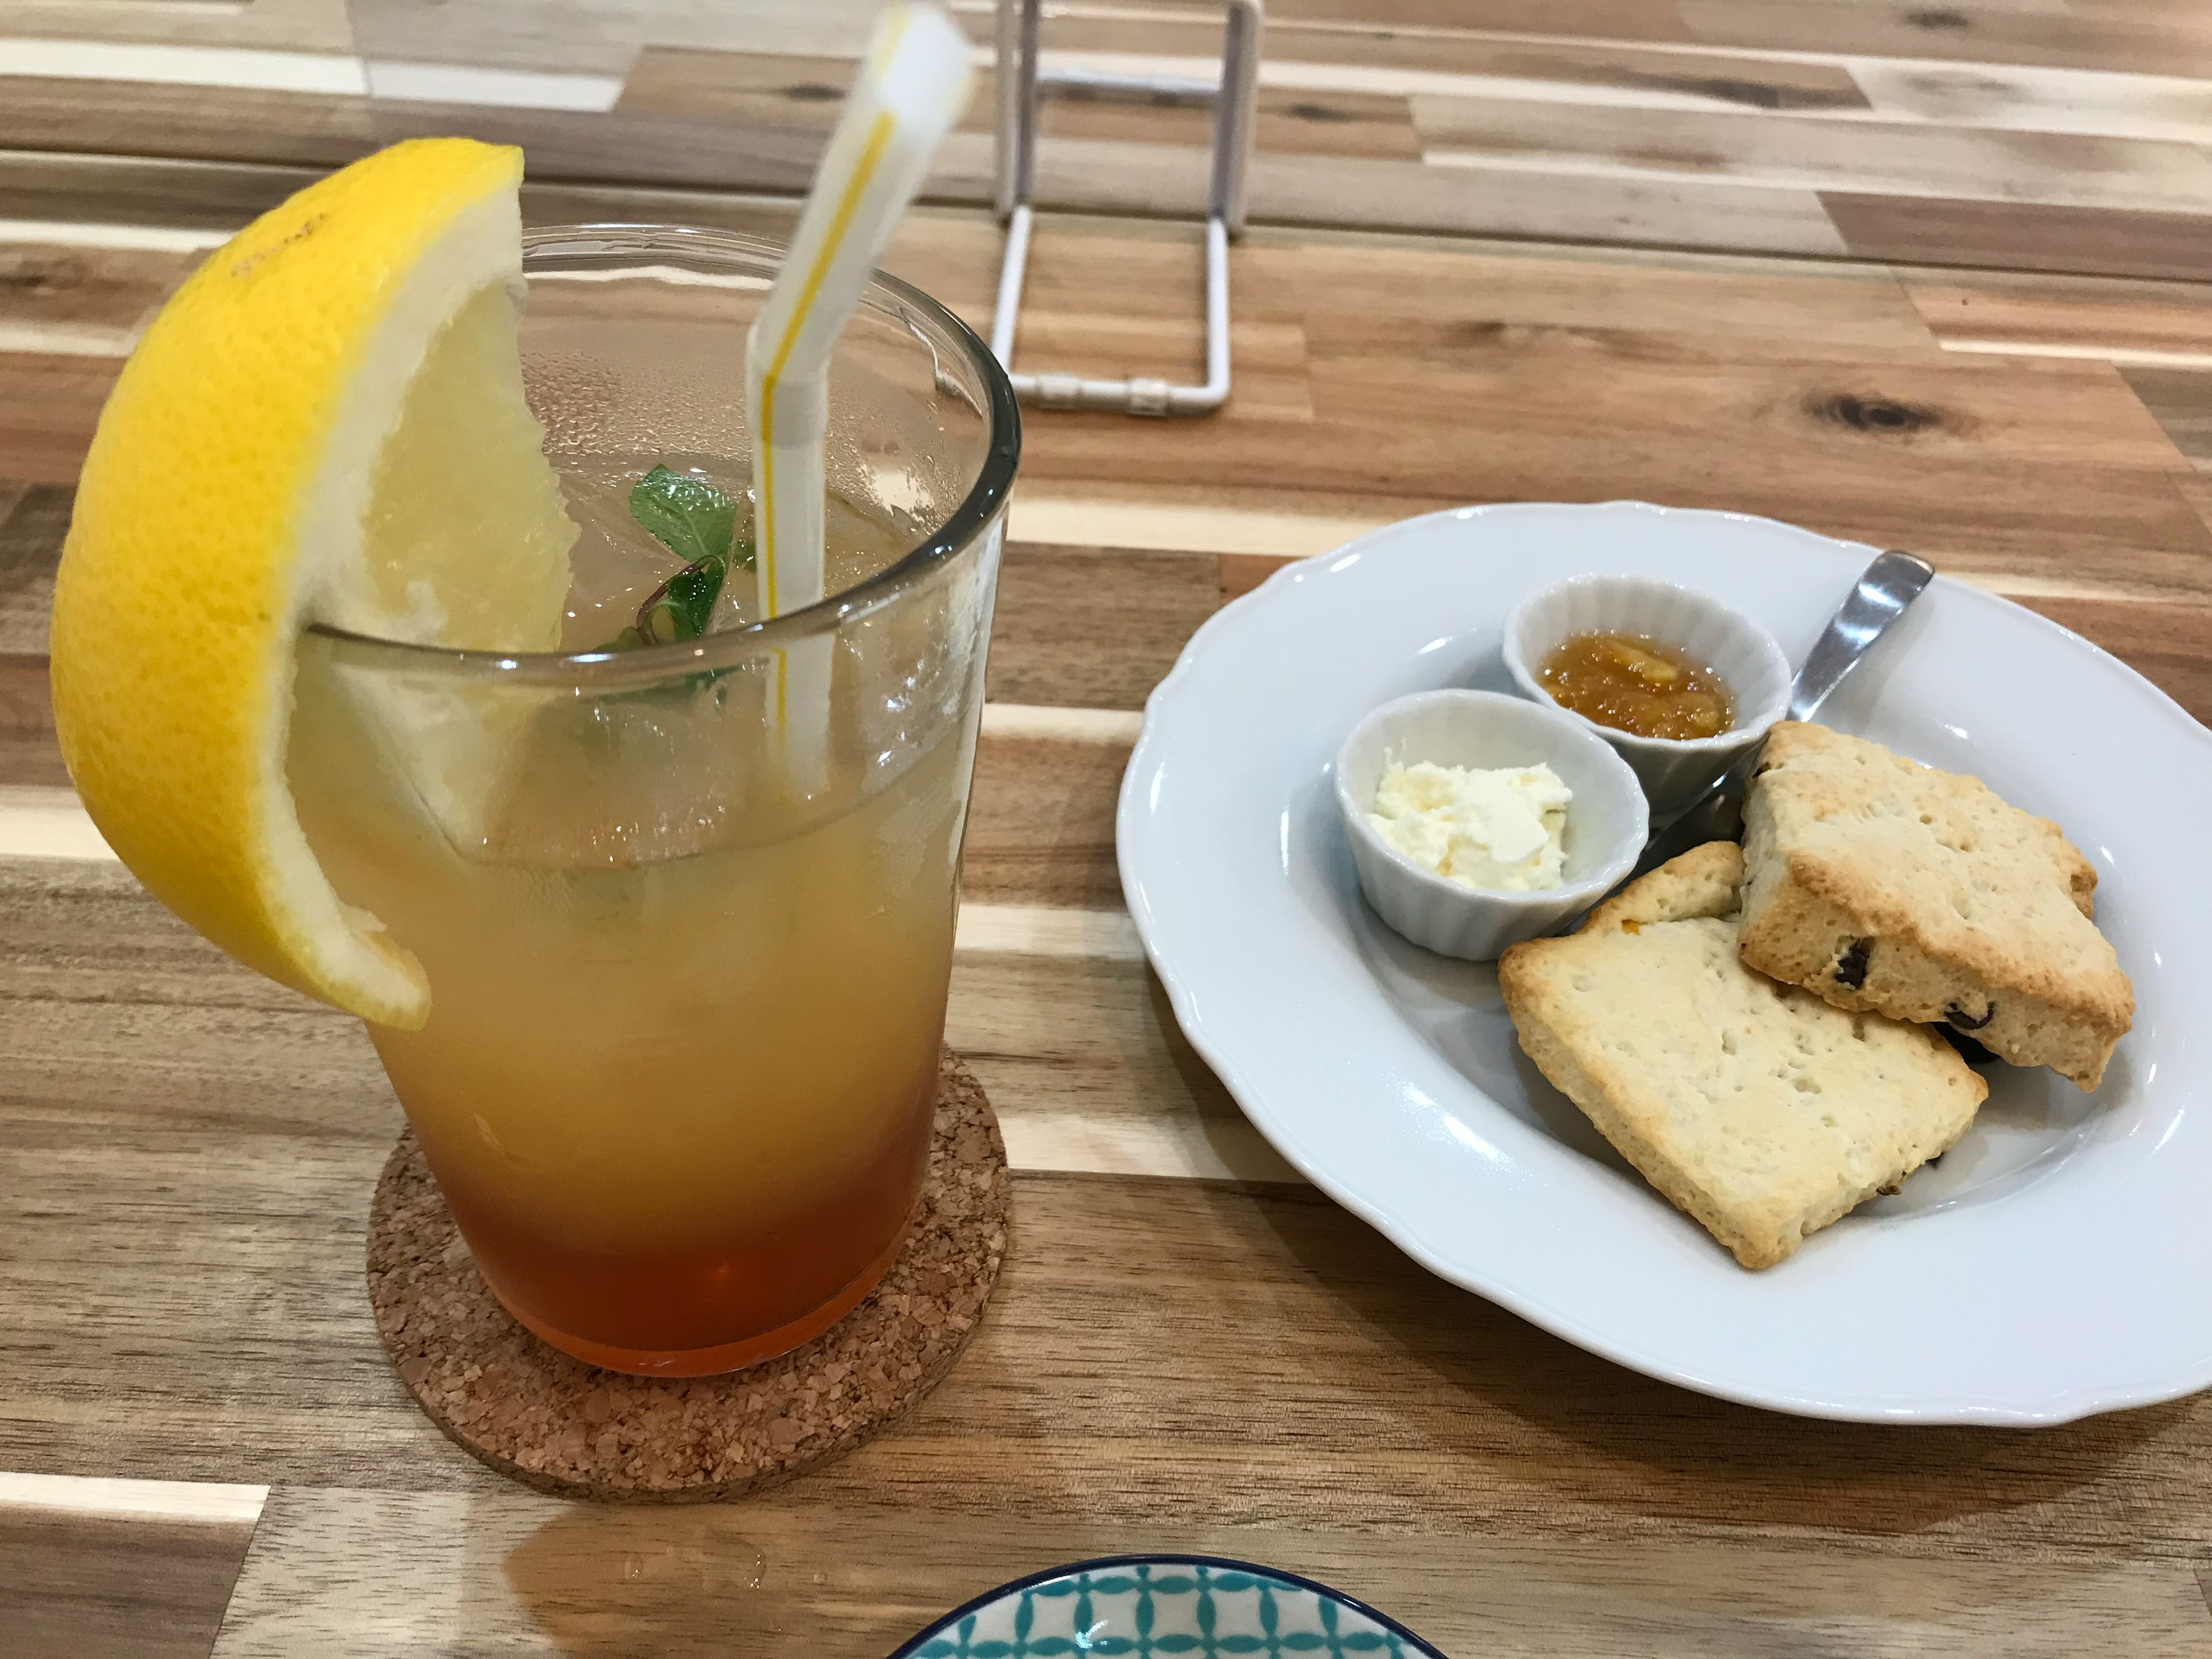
1787, 550, 1934, 723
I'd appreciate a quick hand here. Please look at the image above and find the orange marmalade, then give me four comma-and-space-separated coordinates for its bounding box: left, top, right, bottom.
1537, 631, 1734, 741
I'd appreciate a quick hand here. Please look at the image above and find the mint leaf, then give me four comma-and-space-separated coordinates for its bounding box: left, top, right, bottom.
630, 465, 735, 568
659, 556, 727, 639
599, 465, 760, 649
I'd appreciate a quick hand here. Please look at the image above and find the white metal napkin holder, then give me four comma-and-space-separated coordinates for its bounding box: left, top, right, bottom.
989, 0, 1264, 416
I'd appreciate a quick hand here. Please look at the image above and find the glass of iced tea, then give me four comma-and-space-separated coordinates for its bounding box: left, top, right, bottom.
286, 225, 1018, 1376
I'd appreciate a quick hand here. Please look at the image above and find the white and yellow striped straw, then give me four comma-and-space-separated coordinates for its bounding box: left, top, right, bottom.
747, 3, 974, 792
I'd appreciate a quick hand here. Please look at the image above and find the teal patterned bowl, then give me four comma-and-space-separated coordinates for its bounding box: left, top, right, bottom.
889, 1555, 1447, 1659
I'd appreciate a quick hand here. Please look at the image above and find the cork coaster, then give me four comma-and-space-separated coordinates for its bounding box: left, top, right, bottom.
366, 1047, 1009, 1502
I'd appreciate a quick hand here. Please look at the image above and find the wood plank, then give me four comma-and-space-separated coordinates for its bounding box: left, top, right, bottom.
0, 1502, 262, 1659
0, 150, 317, 230
1823, 192, 2212, 283
1022, 81, 1427, 164
613, 46, 855, 128
1414, 96, 2212, 215
368, 99, 829, 195
0, 354, 116, 484
627, 51, 1421, 172
0, 658, 65, 788
345, 0, 642, 74
1851, 58, 2212, 147
0, 78, 373, 169
351, 0, 896, 75
7, 207, 2212, 637
957, 131, 1853, 254
17, 863, 2212, 1572
1035, 25, 1877, 115
1255, 88, 1426, 162
1902, 270, 2212, 366
0, 241, 197, 338
2177, 475, 2212, 546
2121, 367, 2212, 472
1260, 0, 1695, 40
1377, 36, 1872, 112
2, 483, 69, 653
206, 1484, 2212, 1658
985, 544, 1221, 710
1010, 357, 2212, 604
0, 0, 355, 54
1008, 486, 1410, 562
952, 952, 1302, 1184
1228, 228, 1941, 354
2020, 595, 2212, 725
961, 722, 1128, 909
1681, 0, 2212, 79
956, 7, 1877, 126
1230, 29, 1866, 115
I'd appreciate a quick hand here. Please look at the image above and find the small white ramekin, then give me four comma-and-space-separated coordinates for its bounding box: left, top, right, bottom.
1502, 574, 1791, 817
1335, 689, 1648, 962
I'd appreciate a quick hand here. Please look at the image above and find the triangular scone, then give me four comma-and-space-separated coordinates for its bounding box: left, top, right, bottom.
1737, 722, 2131, 1090
1498, 843, 1986, 1270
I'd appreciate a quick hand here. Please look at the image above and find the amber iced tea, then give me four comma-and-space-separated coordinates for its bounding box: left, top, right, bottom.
294, 662, 968, 1372
288, 228, 1017, 1374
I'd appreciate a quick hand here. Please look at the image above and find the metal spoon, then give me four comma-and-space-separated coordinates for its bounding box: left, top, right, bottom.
1627, 550, 1935, 879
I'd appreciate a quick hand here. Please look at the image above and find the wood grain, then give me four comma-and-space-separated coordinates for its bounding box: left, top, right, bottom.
0, 151, 317, 230
0, 242, 196, 336
0, 0, 354, 54
1681, 0, 2212, 78
1903, 271, 2212, 366
2, 486, 71, 654
1260, 0, 1693, 39
1850, 57, 2212, 147
2120, 368, 2212, 472
0, 658, 64, 787
12, 24, 2212, 1641
0, 1503, 261, 1659
1414, 97, 2212, 215
10, 0, 2212, 278
614, 47, 856, 128
1264, 33, 1876, 115
12, 858, 2212, 1649
1824, 192, 2212, 283
207, 1485, 2212, 1657
0, 78, 374, 169
367, 100, 831, 195
0, 354, 119, 484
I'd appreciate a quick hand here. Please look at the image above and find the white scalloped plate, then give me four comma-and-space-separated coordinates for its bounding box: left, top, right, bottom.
1117, 501, 2212, 1424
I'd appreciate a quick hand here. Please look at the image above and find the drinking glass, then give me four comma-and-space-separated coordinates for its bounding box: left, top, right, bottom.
289, 226, 1019, 1376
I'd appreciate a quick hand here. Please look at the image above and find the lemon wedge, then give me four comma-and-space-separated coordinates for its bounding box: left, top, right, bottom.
48, 138, 577, 1029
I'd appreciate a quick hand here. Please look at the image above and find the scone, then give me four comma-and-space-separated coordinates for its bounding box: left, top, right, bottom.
1498, 842, 1986, 1269
1737, 721, 2131, 1090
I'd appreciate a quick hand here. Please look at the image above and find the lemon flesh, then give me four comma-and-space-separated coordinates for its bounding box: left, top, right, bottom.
49, 139, 577, 1029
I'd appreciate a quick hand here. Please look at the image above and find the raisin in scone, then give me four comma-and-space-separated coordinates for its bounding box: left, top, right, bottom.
1737, 722, 2131, 1091
1498, 842, 1986, 1270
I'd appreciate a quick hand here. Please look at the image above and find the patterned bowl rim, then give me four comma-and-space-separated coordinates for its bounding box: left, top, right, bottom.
885, 1552, 1452, 1659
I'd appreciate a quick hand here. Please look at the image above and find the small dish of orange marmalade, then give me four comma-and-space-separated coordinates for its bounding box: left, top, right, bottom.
1536, 632, 1734, 742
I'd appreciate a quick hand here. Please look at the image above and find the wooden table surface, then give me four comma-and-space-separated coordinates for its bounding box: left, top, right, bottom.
7, 2, 2212, 1655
